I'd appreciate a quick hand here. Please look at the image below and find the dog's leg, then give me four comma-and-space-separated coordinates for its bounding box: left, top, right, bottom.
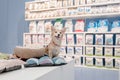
48, 50, 53, 59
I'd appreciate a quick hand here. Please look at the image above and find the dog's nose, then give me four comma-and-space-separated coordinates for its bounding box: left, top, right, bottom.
58, 34, 60, 37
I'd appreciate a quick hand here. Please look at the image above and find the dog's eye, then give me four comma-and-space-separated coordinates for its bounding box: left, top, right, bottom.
60, 32, 61, 34
55, 31, 57, 33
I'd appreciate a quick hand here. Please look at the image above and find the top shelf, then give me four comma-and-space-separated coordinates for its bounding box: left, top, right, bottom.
28, 1, 120, 12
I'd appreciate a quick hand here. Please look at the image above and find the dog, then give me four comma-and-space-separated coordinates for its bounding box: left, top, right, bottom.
11, 27, 66, 59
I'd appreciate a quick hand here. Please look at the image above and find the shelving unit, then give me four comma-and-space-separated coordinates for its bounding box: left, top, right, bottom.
24, 0, 120, 70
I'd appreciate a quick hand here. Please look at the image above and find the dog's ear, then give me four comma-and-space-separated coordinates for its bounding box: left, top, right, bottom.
61, 27, 66, 33
51, 26, 56, 31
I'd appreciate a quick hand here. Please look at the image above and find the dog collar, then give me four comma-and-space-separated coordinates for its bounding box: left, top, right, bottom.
52, 41, 60, 47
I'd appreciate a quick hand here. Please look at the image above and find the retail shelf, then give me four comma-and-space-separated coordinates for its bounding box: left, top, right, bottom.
85, 45, 120, 47
85, 32, 120, 34
25, 0, 49, 4
25, 12, 120, 21
28, 1, 120, 12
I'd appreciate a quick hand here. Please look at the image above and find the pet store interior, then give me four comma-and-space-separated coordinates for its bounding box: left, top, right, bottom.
0, 0, 120, 80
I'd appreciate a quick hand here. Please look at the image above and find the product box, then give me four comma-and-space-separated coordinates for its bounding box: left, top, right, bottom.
115, 59, 120, 69
86, 57, 93, 66
74, 20, 85, 32
29, 21, 37, 33
77, 7, 85, 15
74, 56, 80, 65
62, 0, 68, 7
80, 0, 85, 4
115, 47, 120, 57
67, 34, 74, 45
95, 58, 103, 67
67, 47, 74, 55
61, 34, 66, 45
95, 47, 103, 56
74, 0, 80, 6
87, 21, 97, 32
105, 34, 113, 45
38, 34, 44, 46
68, 0, 74, 6
60, 47, 66, 55
111, 20, 120, 32
104, 47, 113, 56
85, 34, 93, 45
116, 34, 120, 45
75, 47, 83, 55
86, 47, 93, 56
32, 35, 38, 44
57, 0, 62, 7
24, 34, 31, 45
54, 19, 63, 30
37, 21, 44, 33
44, 34, 51, 45
97, 19, 109, 32
65, 19, 73, 32
44, 21, 52, 33
105, 58, 113, 68
76, 34, 84, 45
95, 34, 103, 45
85, 7, 91, 14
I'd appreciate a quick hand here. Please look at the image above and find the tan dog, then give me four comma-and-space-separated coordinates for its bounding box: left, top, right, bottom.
12, 27, 66, 59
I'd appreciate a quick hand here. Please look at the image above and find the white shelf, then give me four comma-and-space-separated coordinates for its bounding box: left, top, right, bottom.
85, 45, 120, 47
28, 1, 120, 12
25, 12, 120, 21
85, 32, 120, 34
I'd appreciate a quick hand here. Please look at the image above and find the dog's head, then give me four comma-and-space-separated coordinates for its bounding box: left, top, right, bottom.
51, 27, 66, 44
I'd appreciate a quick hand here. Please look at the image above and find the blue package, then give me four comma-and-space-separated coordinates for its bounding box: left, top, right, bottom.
87, 21, 97, 32
97, 19, 109, 32
111, 20, 120, 32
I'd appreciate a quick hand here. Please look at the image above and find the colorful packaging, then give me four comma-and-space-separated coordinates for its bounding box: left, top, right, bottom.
111, 20, 120, 32
85, 47, 93, 55
61, 34, 66, 45
97, 19, 109, 32
44, 34, 51, 45
105, 58, 113, 68
29, 21, 37, 33
115, 48, 120, 57
85, 34, 93, 45
76, 34, 84, 45
75, 47, 83, 55
60, 47, 66, 55
54, 18, 63, 30
44, 21, 52, 33
38, 34, 44, 46
95, 58, 103, 67
87, 21, 97, 32
32, 35, 38, 44
67, 47, 74, 55
105, 34, 113, 45
116, 34, 120, 45
77, 7, 85, 15
85, 57, 93, 66
95, 47, 103, 56
85, 7, 91, 14
65, 19, 73, 32
37, 21, 44, 33
74, 20, 85, 32
115, 59, 120, 69
104, 47, 113, 56
95, 34, 103, 45
67, 34, 74, 45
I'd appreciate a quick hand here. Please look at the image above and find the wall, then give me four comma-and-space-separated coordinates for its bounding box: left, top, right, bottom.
0, 0, 8, 53
0, 0, 33, 53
